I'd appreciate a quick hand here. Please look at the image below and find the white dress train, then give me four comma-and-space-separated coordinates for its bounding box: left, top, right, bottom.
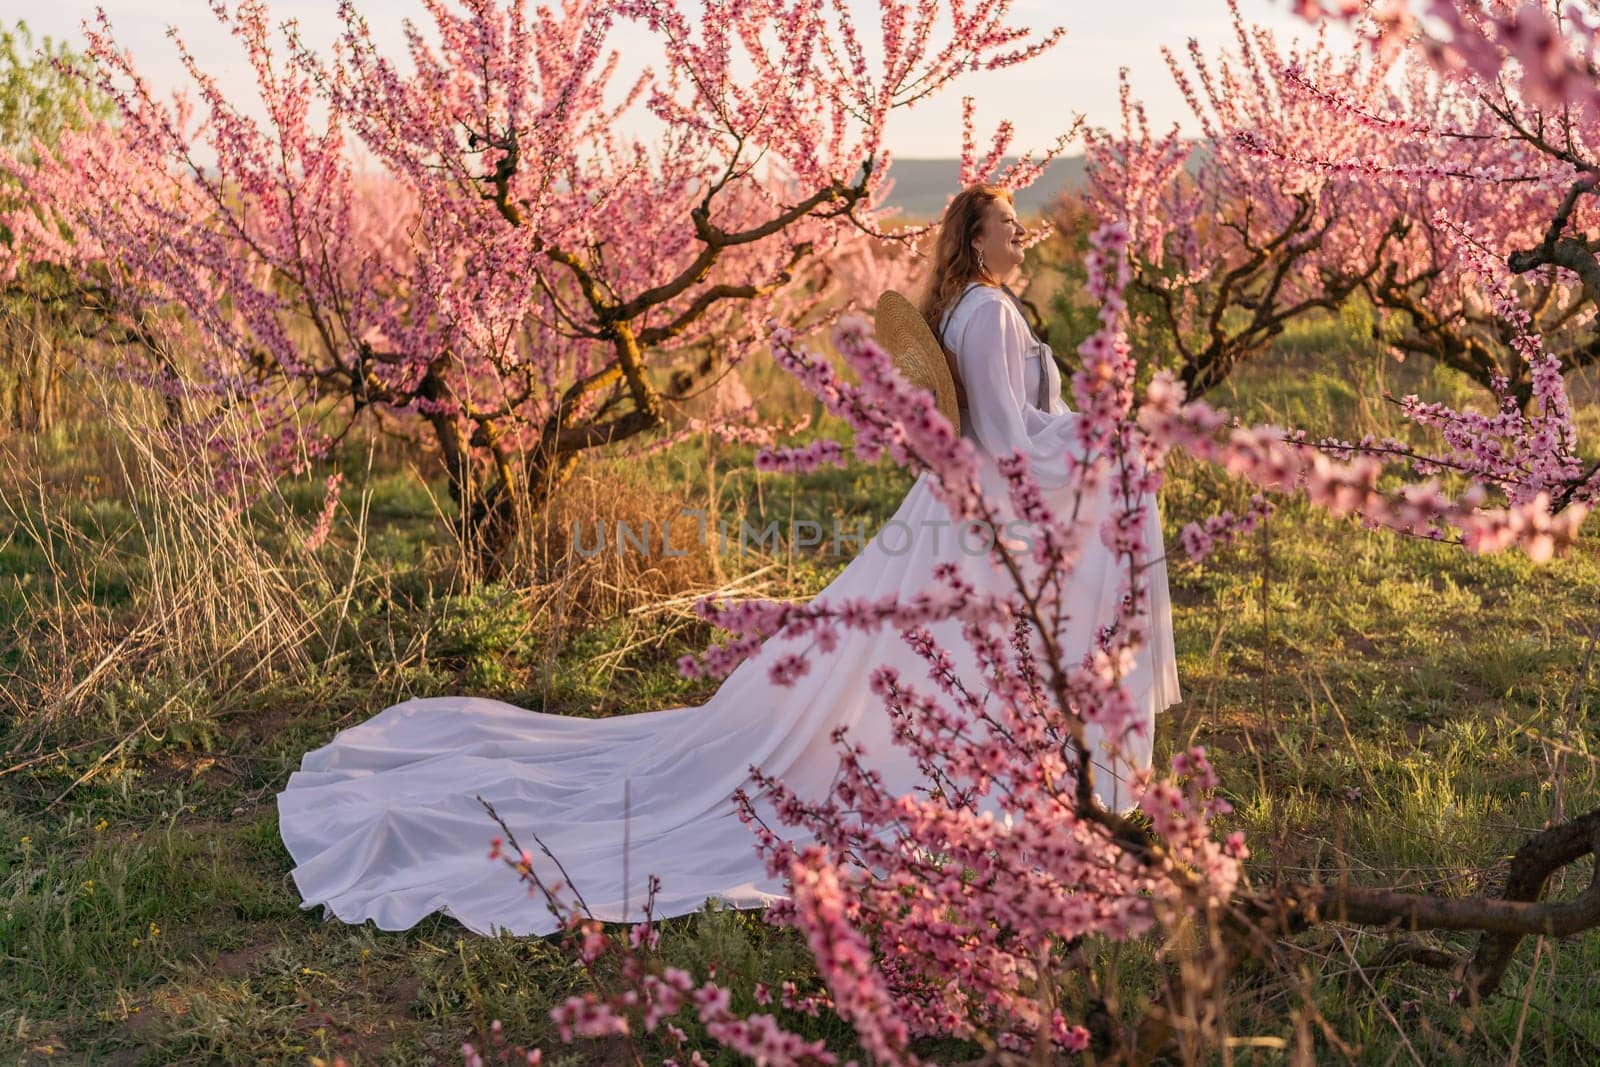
276, 283, 1181, 937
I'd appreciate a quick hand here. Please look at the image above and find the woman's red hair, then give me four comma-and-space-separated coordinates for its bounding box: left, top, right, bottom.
917, 184, 1012, 404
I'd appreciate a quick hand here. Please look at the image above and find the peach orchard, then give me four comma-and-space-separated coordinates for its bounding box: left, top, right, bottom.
4, 0, 1600, 1062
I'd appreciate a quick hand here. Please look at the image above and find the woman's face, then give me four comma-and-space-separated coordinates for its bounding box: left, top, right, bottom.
971, 197, 1026, 281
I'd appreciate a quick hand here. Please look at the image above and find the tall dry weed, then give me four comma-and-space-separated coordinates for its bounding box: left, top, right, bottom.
0, 378, 361, 761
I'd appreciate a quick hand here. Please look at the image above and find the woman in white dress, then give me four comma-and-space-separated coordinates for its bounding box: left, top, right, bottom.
276, 184, 1180, 938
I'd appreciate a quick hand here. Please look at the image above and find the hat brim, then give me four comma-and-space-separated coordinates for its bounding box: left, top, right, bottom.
873, 289, 961, 431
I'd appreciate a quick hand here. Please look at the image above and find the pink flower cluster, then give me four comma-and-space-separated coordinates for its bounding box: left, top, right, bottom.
473, 842, 850, 1066
301, 473, 344, 553
1303, 1, 1600, 116
1179, 494, 1274, 562
1140, 374, 1588, 560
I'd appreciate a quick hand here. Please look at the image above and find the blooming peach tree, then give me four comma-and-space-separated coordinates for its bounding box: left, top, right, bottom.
1087, 0, 1600, 411
0, 0, 1072, 567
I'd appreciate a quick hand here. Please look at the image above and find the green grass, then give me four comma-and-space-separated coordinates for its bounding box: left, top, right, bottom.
3, 308, 1600, 1063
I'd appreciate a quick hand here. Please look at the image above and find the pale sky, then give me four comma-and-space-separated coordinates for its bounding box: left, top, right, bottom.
16, 1, 1346, 156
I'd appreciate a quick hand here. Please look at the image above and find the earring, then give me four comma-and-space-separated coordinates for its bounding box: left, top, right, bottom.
976, 248, 987, 275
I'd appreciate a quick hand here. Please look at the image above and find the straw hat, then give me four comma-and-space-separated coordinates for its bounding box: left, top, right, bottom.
873, 289, 961, 431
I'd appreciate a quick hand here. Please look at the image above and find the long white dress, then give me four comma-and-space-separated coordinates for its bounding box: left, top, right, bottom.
276, 282, 1181, 937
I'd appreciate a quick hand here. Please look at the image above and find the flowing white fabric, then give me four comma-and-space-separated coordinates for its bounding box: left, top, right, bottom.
277, 284, 1181, 937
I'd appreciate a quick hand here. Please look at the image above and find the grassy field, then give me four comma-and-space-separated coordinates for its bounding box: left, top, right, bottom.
2, 303, 1599, 1065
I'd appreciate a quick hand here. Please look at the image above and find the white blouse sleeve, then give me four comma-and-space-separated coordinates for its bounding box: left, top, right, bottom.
947, 291, 1079, 490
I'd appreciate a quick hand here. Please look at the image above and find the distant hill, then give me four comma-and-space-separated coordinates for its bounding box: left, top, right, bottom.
877, 155, 1089, 221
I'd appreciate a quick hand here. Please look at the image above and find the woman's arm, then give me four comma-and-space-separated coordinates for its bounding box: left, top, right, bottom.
950, 292, 1079, 490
